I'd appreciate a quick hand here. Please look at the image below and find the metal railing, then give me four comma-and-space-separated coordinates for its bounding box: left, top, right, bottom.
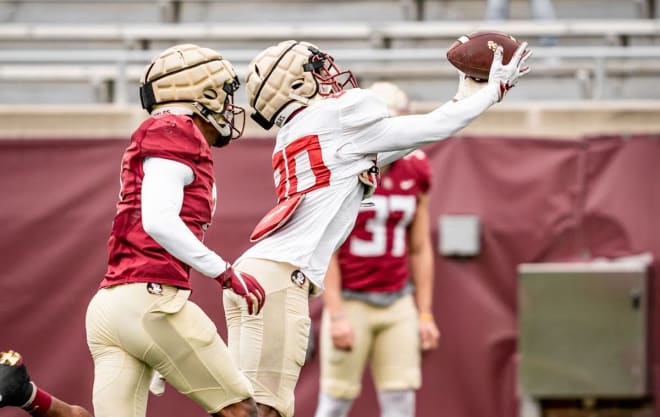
2, 45, 660, 102
0, 19, 659, 102
0, 20, 658, 48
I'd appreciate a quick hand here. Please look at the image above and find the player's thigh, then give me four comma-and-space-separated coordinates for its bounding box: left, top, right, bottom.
319, 299, 374, 399
88, 344, 151, 417
86, 286, 153, 417
223, 290, 243, 362
231, 258, 311, 417
142, 293, 253, 413
371, 295, 421, 391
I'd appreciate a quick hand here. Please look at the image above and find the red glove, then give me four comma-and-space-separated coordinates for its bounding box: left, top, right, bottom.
216, 265, 266, 315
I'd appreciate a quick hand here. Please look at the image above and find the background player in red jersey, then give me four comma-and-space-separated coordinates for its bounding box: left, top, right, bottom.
314, 83, 440, 417
0, 44, 265, 417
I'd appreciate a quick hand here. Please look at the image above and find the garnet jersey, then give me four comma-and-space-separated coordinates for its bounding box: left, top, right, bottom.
337, 150, 431, 293
239, 86, 498, 290
102, 114, 216, 290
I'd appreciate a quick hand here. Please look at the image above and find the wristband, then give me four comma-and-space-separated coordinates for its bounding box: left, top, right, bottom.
419, 313, 434, 323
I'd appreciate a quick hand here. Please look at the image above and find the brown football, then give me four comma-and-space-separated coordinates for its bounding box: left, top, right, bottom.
446, 31, 521, 80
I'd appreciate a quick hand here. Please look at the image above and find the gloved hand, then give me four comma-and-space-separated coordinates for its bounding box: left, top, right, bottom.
452, 71, 488, 101
0, 350, 34, 408
216, 265, 266, 315
488, 41, 533, 101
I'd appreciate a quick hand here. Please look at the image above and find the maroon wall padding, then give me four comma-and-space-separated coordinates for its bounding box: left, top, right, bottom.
0, 135, 658, 417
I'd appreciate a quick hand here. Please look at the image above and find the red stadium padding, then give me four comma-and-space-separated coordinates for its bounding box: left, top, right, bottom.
0, 135, 658, 417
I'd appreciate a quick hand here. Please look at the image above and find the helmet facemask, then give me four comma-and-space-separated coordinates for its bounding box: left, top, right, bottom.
306, 47, 358, 96
192, 80, 246, 147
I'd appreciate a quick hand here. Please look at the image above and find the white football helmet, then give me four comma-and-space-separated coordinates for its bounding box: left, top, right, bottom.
139, 43, 245, 146
367, 82, 409, 116
245, 40, 358, 130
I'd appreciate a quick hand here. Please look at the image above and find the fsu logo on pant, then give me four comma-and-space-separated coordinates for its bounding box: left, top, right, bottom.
291, 270, 306, 288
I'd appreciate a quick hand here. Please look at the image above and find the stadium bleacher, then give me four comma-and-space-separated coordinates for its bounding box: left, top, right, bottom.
0, 0, 658, 137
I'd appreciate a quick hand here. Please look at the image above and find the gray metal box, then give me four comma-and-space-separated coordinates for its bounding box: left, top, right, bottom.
518, 261, 649, 398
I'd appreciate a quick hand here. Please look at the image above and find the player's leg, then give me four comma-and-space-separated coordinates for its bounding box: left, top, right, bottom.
314, 392, 353, 417
86, 287, 154, 417
211, 398, 257, 417
377, 390, 416, 417
529, 0, 556, 21
226, 258, 312, 417
87, 283, 255, 417
0, 350, 93, 417
314, 299, 374, 417
369, 295, 421, 417
139, 287, 255, 415
484, 0, 510, 20
529, 0, 559, 48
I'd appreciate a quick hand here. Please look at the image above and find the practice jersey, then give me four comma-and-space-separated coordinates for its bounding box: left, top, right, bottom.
102, 114, 216, 290
239, 85, 498, 290
337, 150, 431, 293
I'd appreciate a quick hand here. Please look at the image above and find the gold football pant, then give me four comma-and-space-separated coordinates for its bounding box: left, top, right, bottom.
319, 294, 421, 399
225, 258, 312, 417
86, 283, 253, 417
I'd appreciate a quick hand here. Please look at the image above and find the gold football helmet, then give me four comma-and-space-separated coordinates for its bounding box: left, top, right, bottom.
245, 40, 358, 130
139, 44, 245, 145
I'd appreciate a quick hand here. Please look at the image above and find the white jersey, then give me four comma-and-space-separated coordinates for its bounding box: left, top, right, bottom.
239, 85, 499, 290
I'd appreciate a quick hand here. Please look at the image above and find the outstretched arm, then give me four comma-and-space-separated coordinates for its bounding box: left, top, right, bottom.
349, 42, 532, 166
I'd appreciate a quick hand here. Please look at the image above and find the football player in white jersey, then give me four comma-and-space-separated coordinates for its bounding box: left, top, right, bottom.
314, 82, 439, 417
225, 39, 531, 417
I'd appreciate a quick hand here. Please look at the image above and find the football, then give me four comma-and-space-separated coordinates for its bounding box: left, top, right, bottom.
446, 31, 521, 81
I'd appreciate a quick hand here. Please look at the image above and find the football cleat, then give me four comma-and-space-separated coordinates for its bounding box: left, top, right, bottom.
0, 350, 34, 408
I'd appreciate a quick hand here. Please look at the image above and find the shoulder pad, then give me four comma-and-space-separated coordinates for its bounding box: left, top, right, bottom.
400, 149, 432, 192
138, 114, 204, 162
339, 88, 390, 130
403, 149, 428, 162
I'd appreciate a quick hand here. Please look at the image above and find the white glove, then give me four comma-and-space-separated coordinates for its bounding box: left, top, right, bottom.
488, 41, 533, 102
452, 71, 488, 102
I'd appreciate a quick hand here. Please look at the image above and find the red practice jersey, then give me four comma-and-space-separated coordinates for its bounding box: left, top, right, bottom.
101, 114, 216, 290
337, 150, 431, 293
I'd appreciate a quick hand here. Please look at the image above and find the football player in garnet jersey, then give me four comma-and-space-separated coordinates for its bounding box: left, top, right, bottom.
86, 43, 265, 417
314, 83, 440, 417
0, 44, 265, 417
223, 40, 530, 417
